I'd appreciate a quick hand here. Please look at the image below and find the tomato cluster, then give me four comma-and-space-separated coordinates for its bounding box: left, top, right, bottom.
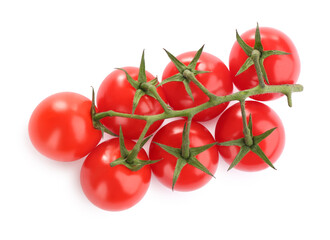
28, 25, 301, 211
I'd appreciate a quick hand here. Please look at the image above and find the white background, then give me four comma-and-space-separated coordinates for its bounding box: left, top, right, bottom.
1, 0, 329, 239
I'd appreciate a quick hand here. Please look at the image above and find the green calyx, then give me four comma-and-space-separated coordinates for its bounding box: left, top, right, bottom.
235, 23, 290, 87
110, 127, 160, 171
90, 87, 117, 137
117, 52, 156, 114
154, 142, 217, 190
218, 114, 277, 171
154, 122, 216, 190
117, 50, 170, 114
159, 45, 210, 101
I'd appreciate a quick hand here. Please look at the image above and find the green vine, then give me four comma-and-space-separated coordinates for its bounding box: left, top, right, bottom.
91, 24, 303, 188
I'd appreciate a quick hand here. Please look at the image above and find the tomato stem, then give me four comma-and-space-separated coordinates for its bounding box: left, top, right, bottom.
251, 49, 266, 88
93, 77, 303, 172
240, 100, 253, 146
181, 117, 192, 159
94, 84, 303, 123
126, 120, 153, 164
92, 75, 303, 172
94, 110, 150, 121
183, 69, 217, 101
140, 83, 172, 114
93, 81, 303, 171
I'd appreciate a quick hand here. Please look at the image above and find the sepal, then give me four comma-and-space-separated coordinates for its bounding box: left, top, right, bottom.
253, 23, 263, 52
236, 30, 253, 56
138, 50, 147, 83
163, 48, 187, 73
153, 139, 216, 190
116, 68, 139, 89
218, 122, 278, 171
117, 51, 163, 114
162, 46, 209, 101
157, 73, 185, 87
110, 157, 161, 171
236, 57, 254, 76
186, 156, 215, 179
235, 24, 291, 85
172, 158, 187, 190
153, 142, 183, 159
90, 87, 117, 136
217, 138, 246, 147
111, 129, 161, 171
187, 45, 204, 70
118, 127, 129, 158
132, 89, 145, 114
227, 145, 250, 171
250, 144, 277, 170
190, 142, 217, 156
183, 80, 194, 101
253, 127, 277, 144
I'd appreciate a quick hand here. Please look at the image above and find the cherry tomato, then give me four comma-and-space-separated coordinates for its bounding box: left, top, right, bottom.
229, 27, 300, 101
149, 120, 219, 191
28, 92, 102, 162
97, 67, 167, 139
80, 138, 151, 211
215, 101, 285, 171
162, 51, 233, 121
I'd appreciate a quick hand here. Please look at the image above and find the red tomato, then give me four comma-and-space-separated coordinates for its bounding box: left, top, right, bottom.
229, 27, 300, 101
162, 51, 233, 121
215, 101, 285, 171
97, 67, 167, 139
28, 92, 102, 162
80, 138, 151, 211
149, 120, 219, 191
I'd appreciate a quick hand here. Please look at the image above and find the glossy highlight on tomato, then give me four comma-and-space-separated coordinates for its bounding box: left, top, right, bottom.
215, 101, 285, 171
229, 27, 300, 101
162, 51, 233, 121
28, 92, 102, 162
80, 138, 151, 211
149, 120, 219, 191
97, 67, 167, 139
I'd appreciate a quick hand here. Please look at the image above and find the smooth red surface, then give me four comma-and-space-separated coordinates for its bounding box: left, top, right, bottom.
97, 67, 167, 139
229, 27, 300, 101
28, 92, 102, 162
80, 138, 151, 211
162, 51, 233, 121
149, 120, 219, 191
215, 101, 285, 171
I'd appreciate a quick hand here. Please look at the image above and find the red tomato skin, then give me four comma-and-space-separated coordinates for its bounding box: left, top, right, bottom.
215, 101, 285, 171
28, 92, 102, 162
162, 51, 233, 121
80, 138, 151, 211
229, 27, 300, 101
96, 67, 167, 139
149, 120, 219, 191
